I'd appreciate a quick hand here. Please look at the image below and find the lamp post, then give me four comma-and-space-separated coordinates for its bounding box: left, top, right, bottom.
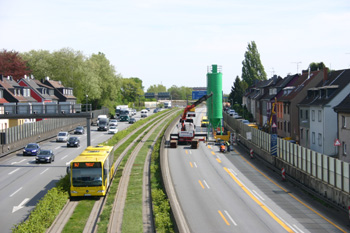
86, 95, 88, 111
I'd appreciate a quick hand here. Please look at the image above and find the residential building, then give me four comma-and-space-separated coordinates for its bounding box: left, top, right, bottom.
334, 94, 350, 162
298, 69, 350, 156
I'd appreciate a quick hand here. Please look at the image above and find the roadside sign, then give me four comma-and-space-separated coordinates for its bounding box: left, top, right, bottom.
271, 122, 277, 128
334, 139, 341, 146
192, 90, 207, 100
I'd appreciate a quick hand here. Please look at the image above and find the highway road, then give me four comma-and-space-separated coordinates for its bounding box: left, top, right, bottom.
0, 111, 148, 233
168, 107, 349, 233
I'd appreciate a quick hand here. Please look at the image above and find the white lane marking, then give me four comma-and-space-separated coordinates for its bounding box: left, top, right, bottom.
10, 187, 23, 197
66, 160, 72, 166
61, 155, 68, 160
40, 168, 49, 175
292, 224, 305, 233
8, 168, 20, 175
194, 162, 198, 168
224, 210, 237, 226
11, 159, 26, 165
189, 150, 192, 154
54, 146, 61, 150
228, 168, 237, 176
252, 190, 265, 201
203, 180, 210, 189
217, 155, 221, 160
12, 198, 30, 213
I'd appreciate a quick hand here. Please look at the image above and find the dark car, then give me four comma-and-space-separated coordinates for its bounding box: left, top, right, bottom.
23, 143, 40, 156
35, 149, 54, 163
67, 137, 80, 147
129, 117, 136, 124
153, 108, 159, 113
74, 126, 85, 134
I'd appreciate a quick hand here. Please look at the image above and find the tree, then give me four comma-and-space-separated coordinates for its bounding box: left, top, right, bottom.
0, 49, 31, 80
147, 84, 167, 93
167, 85, 192, 100
21, 50, 52, 80
120, 78, 143, 104
309, 62, 326, 71
229, 76, 247, 106
241, 41, 267, 87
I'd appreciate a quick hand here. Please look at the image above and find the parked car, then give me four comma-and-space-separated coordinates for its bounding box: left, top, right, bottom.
23, 143, 40, 156
129, 117, 136, 124
67, 136, 80, 147
74, 126, 84, 134
108, 126, 119, 134
242, 120, 250, 124
109, 119, 118, 127
35, 149, 54, 163
56, 131, 69, 142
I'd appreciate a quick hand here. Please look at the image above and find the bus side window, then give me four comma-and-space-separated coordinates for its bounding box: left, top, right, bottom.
66, 166, 70, 175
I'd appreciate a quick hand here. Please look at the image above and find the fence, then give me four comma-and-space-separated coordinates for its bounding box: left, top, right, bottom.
0, 108, 109, 156
224, 112, 350, 194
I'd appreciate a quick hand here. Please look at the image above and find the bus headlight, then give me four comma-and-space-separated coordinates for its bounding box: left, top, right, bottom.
97, 190, 104, 193
71, 191, 78, 193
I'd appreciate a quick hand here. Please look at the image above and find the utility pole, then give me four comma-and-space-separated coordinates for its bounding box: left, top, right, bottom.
291, 62, 302, 74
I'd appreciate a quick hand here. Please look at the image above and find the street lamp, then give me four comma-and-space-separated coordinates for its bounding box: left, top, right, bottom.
86, 95, 88, 111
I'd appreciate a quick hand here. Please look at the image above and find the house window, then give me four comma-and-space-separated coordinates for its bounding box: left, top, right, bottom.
312, 132, 315, 144
312, 110, 315, 121
318, 133, 322, 146
318, 110, 322, 122
300, 128, 303, 139
284, 121, 286, 132
342, 116, 346, 128
287, 105, 290, 114
306, 110, 308, 120
288, 122, 290, 133
300, 109, 303, 119
344, 142, 347, 155
284, 104, 286, 114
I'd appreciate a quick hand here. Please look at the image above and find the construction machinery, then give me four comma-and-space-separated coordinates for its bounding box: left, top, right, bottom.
170, 92, 213, 147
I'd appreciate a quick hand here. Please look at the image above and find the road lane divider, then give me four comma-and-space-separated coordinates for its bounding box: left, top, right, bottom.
224, 210, 237, 226
40, 168, 49, 175
10, 187, 22, 197
211, 151, 215, 155
8, 168, 20, 175
237, 154, 347, 233
198, 180, 205, 189
11, 159, 26, 165
189, 162, 193, 168
203, 180, 210, 189
216, 158, 222, 163
218, 210, 230, 226
185, 150, 188, 155
208, 145, 211, 149
224, 167, 294, 233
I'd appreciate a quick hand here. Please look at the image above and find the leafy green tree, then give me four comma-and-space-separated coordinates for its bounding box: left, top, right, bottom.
309, 62, 326, 71
21, 50, 52, 79
229, 76, 247, 106
87, 52, 121, 110
147, 84, 166, 93
0, 49, 31, 80
241, 41, 267, 87
120, 78, 143, 104
167, 85, 192, 100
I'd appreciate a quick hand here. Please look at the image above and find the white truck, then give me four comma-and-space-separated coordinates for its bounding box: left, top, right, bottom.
164, 101, 172, 108
116, 105, 129, 118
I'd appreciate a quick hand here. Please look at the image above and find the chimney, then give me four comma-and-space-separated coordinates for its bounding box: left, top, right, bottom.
323, 68, 327, 83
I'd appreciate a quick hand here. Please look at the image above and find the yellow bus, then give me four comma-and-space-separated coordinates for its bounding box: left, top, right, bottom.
68, 145, 115, 197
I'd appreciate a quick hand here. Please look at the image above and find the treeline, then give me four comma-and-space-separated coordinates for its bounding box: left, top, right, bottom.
0, 48, 194, 113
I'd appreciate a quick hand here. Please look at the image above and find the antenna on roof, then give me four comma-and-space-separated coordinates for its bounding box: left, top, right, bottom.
291, 61, 302, 74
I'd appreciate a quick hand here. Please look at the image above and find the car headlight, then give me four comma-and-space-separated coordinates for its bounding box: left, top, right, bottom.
32, 150, 37, 152
23, 149, 26, 152
45, 157, 50, 159
74, 142, 78, 144
35, 157, 39, 159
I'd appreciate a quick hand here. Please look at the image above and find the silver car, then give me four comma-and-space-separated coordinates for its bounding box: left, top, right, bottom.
56, 131, 69, 142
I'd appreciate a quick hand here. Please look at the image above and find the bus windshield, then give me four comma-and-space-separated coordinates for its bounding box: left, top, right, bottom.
72, 167, 103, 187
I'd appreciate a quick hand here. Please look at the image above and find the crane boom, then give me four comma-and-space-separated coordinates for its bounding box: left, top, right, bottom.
181, 92, 213, 122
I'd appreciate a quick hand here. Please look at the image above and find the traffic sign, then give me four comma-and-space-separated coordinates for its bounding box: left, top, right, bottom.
271, 122, 277, 128
192, 90, 207, 100
334, 139, 341, 146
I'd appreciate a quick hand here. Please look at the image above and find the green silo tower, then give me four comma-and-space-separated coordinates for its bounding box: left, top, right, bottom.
207, 64, 223, 131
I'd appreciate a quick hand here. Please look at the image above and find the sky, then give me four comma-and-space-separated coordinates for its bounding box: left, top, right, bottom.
1, 0, 350, 94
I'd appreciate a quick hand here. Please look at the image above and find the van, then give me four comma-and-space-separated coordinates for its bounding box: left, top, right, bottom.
141, 110, 148, 118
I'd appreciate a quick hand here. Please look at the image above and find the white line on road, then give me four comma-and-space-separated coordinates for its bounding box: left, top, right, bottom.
224, 210, 237, 226
12, 198, 30, 213
203, 180, 210, 189
11, 159, 26, 165
228, 168, 237, 176
8, 168, 20, 175
61, 155, 68, 160
252, 190, 265, 201
55, 146, 61, 150
217, 155, 221, 160
194, 162, 198, 168
40, 168, 49, 175
292, 224, 305, 233
10, 187, 22, 197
